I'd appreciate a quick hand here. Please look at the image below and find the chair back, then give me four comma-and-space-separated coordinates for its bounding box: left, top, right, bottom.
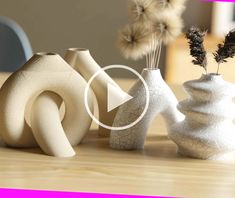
0, 16, 33, 72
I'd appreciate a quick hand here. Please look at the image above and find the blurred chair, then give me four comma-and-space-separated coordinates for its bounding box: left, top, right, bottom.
0, 16, 33, 72
165, 35, 235, 84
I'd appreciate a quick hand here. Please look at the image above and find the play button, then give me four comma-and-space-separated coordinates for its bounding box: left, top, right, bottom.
107, 83, 133, 112
84, 65, 149, 131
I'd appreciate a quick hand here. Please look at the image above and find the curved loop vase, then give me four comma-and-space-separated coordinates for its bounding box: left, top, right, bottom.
65, 48, 123, 137
110, 69, 184, 150
0, 53, 94, 157
169, 74, 235, 160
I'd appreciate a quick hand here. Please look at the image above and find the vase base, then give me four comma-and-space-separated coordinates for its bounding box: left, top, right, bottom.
178, 148, 235, 161
110, 140, 145, 150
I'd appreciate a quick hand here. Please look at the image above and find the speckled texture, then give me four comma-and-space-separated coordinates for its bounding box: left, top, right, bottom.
169, 74, 235, 160
110, 69, 184, 150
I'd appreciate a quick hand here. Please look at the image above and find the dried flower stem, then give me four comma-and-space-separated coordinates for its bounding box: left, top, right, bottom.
217, 63, 220, 75
150, 34, 154, 68
156, 40, 162, 69
145, 35, 162, 69
214, 29, 235, 75
146, 55, 149, 68
151, 34, 157, 68
153, 34, 159, 67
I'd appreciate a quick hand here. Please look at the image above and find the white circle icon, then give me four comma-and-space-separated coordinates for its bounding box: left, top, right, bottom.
84, 65, 149, 131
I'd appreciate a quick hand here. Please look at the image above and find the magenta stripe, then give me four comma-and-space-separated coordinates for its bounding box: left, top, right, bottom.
0, 188, 178, 198
201, 0, 235, 2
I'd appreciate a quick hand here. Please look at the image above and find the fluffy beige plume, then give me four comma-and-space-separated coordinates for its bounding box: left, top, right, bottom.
129, 0, 157, 23
118, 23, 152, 60
152, 13, 183, 44
155, 0, 187, 15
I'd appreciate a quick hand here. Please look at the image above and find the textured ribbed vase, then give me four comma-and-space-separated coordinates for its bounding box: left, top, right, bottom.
0, 53, 93, 157
110, 69, 184, 150
65, 48, 123, 137
169, 74, 235, 160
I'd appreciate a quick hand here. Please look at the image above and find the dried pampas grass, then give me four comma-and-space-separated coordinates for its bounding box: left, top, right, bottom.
118, 23, 152, 60
151, 13, 183, 44
155, 0, 187, 15
129, 0, 157, 23
118, 0, 186, 69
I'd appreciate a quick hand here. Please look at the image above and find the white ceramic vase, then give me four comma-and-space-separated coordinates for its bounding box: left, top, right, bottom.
0, 53, 93, 157
169, 74, 235, 160
110, 69, 184, 150
65, 48, 123, 137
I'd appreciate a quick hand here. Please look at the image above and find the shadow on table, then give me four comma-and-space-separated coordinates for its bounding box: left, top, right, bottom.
0, 129, 184, 161
82, 130, 183, 160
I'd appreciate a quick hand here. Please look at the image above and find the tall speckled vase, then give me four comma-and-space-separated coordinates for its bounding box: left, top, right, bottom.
110, 68, 184, 150
169, 74, 235, 160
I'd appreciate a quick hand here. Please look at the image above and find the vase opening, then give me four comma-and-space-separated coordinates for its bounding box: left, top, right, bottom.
208, 73, 221, 76
67, 48, 89, 52
201, 73, 223, 81
143, 68, 160, 71
36, 52, 58, 56
143, 68, 161, 74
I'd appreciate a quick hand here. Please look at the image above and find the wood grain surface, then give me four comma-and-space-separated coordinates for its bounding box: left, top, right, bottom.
0, 73, 234, 198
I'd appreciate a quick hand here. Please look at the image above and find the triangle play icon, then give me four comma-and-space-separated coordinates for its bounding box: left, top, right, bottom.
107, 83, 133, 112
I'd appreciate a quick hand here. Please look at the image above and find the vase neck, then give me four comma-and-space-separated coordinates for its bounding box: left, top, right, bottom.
65, 48, 91, 64
200, 73, 223, 82
64, 48, 100, 71
141, 68, 162, 79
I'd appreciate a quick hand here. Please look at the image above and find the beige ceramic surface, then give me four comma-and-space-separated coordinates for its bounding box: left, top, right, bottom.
65, 48, 123, 137
0, 74, 235, 198
0, 54, 93, 157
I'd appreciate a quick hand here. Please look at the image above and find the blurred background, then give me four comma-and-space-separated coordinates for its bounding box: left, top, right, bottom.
0, 0, 234, 83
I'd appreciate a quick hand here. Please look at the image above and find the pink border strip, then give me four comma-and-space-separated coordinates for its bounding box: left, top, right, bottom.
0, 188, 178, 198
202, 0, 235, 2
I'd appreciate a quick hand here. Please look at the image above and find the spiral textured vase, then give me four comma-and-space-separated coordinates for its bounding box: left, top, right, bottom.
65, 48, 123, 137
0, 53, 93, 157
169, 74, 235, 160
110, 69, 184, 150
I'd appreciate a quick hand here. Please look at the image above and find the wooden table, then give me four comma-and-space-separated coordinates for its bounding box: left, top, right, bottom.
0, 73, 235, 198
